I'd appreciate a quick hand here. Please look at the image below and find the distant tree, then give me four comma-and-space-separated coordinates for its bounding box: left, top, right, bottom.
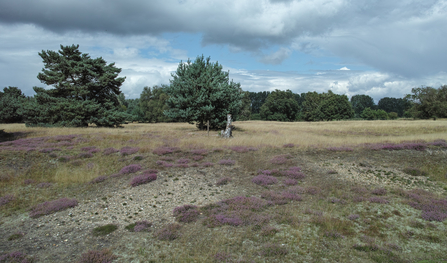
125, 98, 143, 122
164, 55, 243, 130
361, 107, 376, 120
23, 44, 128, 127
406, 85, 447, 119
260, 89, 299, 121
249, 91, 270, 114
0, 86, 26, 123
388, 112, 398, 120
378, 97, 411, 117
351, 95, 375, 117
375, 109, 389, 120
139, 86, 171, 123
238, 91, 252, 121
302, 91, 354, 121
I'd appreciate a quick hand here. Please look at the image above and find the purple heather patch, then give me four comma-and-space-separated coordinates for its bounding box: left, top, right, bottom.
281, 167, 306, 180
134, 220, 152, 232
23, 179, 35, 185
190, 149, 208, 155
130, 173, 157, 187
77, 248, 118, 263
211, 148, 224, 152
229, 146, 257, 153
152, 146, 181, 156
371, 188, 387, 196
174, 163, 189, 168
120, 164, 142, 174
216, 177, 232, 186
218, 159, 236, 166
270, 154, 293, 165
81, 146, 97, 152
326, 146, 354, 152
283, 143, 295, 148
192, 155, 204, 161
39, 148, 61, 153
78, 152, 93, 159
369, 196, 389, 204
29, 198, 78, 218
154, 223, 182, 241
348, 214, 360, 220
90, 175, 107, 184
0, 251, 34, 263
0, 194, 15, 206
102, 147, 119, 155
176, 158, 190, 164
120, 146, 139, 156
190, 162, 200, 167
173, 205, 200, 223
252, 175, 278, 186
406, 192, 447, 222
37, 182, 52, 188
306, 186, 321, 195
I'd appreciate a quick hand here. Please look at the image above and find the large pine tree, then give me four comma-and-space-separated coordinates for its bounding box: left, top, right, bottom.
164, 55, 243, 130
24, 44, 128, 127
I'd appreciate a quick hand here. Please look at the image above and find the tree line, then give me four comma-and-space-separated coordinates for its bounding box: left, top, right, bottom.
1, 45, 446, 128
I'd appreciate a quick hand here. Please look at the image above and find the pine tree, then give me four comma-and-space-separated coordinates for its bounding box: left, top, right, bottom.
23, 44, 128, 127
164, 55, 243, 130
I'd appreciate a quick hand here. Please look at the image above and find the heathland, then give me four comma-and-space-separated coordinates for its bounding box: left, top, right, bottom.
1, 120, 447, 262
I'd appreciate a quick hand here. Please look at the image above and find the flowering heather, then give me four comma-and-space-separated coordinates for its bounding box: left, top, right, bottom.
211, 148, 224, 152
218, 159, 236, 166
192, 155, 204, 161
229, 146, 257, 153
190, 149, 208, 155
261, 191, 302, 205
119, 164, 142, 174
23, 179, 35, 185
81, 146, 97, 152
252, 175, 278, 186
283, 143, 295, 148
286, 186, 306, 194
326, 146, 354, 152
371, 188, 387, 195
381, 142, 427, 151
408, 196, 447, 222
90, 175, 107, 184
306, 186, 321, 195
142, 169, 158, 174
154, 223, 182, 241
216, 177, 232, 186
174, 163, 189, 168
173, 205, 200, 223
152, 146, 180, 156
203, 214, 244, 227
77, 248, 117, 263
133, 221, 152, 232
102, 147, 119, 155
29, 198, 78, 218
281, 167, 306, 180
259, 243, 288, 257
352, 196, 366, 202
348, 214, 360, 220
270, 154, 293, 165
369, 196, 389, 204
0, 251, 34, 263
0, 194, 14, 207
176, 158, 190, 164
120, 146, 139, 156
78, 152, 93, 159
37, 182, 52, 188
190, 162, 200, 167
429, 139, 447, 147
130, 173, 157, 187
39, 148, 61, 153
351, 186, 368, 194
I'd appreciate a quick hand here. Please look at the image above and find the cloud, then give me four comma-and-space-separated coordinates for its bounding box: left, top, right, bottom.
259, 47, 291, 64
339, 67, 350, 70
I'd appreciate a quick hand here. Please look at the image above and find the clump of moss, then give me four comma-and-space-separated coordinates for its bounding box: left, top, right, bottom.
92, 224, 118, 236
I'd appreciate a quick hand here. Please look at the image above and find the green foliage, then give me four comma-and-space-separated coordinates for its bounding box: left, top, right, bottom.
302, 91, 354, 121
92, 224, 118, 236
139, 86, 171, 123
0, 87, 27, 123
378, 97, 411, 117
260, 89, 299, 121
361, 107, 377, 120
23, 44, 127, 127
164, 55, 244, 130
249, 91, 270, 114
238, 91, 252, 121
375, 109, 389, 120
406, 85, 447, 119
388, 112, 398, 119
351, 94, 375, 117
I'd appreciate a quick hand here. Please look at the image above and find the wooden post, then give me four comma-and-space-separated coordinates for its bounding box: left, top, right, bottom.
207, 120, 209, 137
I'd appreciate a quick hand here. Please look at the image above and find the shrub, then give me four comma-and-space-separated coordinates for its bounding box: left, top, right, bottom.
29, 198, 78, 218
261, 191, 302, 205
8, 232, 25, 241
173, 205, 200, 223
192, 155, 204, 161
90, 175, 107, 184
133, 155, 143, 161
306, 186, 321, 195
119, 164, 142, 174
102, 147, 119, 155
190, 149, 208, 155
216, 177, 232, 186
371, 188, 387, 196
201, 162, 215, 167
77, 248, 117, 263
270, 154, 293, 165
218, 159, 235, 166
0, 194, 15, 207
0, 251, 34, 263
81, 146, 97, 152
125, 220, 152, 232
369, 196, 389, 204
78, 152, 93, 159
92, 224, 118, 236
260, 225, 279, 236
326, 146, 353, 152
36, 182, 52, 188
154, 223, 182, 241
152, 147, 180, 156
130, 173, 157, 187
281, 167, 306, 180
176, 158, 190, 164
252, 175, 278, 186
58, 156, 71, 162
347, 214, 360, 220
282, 143, 295, 148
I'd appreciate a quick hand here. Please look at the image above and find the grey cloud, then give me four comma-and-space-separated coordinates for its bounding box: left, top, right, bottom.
259, 47, 291, 64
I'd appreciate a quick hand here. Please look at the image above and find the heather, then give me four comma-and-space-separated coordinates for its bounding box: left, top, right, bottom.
77, 249, 117, 263
1, 121, 447, 262
0, 251, 34, 263
29, 198, 78, 218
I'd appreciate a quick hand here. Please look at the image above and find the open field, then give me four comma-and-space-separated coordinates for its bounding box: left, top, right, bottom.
1, 120, 447, 262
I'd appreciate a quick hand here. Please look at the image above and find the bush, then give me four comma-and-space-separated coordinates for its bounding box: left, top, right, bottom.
77, 248, 117, 263
216, 177, 232, 186
0, 194, 15, 207
0, 251, 34, 263
29, 198, 78, 218
154, 223, 182, 241
218, 159, 236, 166
402, 167, 428, 177
120, 146, 139, 156
119, 164, 142, 174
252, 175, 278, 186
130, 173, 157, 187
173, 205, 200, 223
125, 221, 152, 232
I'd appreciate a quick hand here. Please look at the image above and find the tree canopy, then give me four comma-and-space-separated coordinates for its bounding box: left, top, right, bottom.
23, 44, 128, 127
351, 94, 375, 117
164, 55, 243, 130
0, 87, 26, 123
302, 91, 354, 121
139, 85, 171, 123
406, 85, 447, 119
260, 89, 299, 121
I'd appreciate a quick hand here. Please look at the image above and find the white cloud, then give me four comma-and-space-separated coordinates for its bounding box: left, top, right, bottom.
339, 67, 350, 70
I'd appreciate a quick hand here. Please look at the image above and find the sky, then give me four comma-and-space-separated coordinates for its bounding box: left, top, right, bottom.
1, 0, 446, 103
